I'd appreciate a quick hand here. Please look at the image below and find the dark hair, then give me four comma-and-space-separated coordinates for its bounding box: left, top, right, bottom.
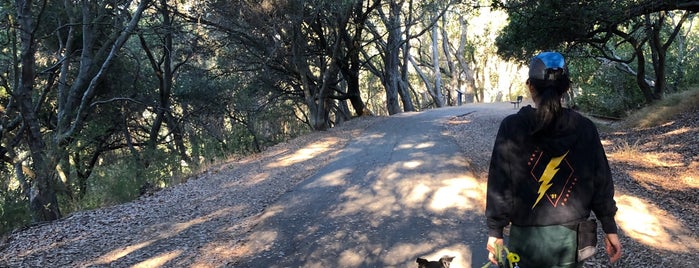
528, 70, 570, 135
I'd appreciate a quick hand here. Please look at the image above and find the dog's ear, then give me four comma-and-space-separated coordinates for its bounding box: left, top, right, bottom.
440, 256, 454, 267
439, 255, 455, 262
416, 257, 429, 265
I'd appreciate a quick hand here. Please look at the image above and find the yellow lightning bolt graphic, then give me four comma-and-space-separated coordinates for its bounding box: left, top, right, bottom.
532, 151, 569, 209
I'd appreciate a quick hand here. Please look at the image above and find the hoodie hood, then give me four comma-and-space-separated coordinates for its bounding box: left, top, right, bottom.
517, 105, 581, 156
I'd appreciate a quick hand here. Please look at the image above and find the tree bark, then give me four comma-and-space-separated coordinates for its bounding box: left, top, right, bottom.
58, 0, 150, 143
646, 11, 690, 99
441, 15, 458, 106
429, 9, 444, 108
409, 54, 436, 101
610, 27, 655, 103
455, 15, 477, 104
338, 0, 379, 116
15, 0, 62, 222
397, 0, 416, 112
142, 0, 190, 163
382, 0, 404, 115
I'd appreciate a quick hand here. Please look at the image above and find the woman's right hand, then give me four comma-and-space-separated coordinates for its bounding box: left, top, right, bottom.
486, 236, 504, 265
604, 233, 622, 263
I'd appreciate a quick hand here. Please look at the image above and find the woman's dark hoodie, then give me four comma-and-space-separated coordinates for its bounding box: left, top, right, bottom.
486, 105, 618, 238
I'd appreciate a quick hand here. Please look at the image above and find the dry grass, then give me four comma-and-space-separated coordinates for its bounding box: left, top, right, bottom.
607, 139, 642, 158
622, 87, 699, 128
604, 87, 699, 188
606, 87, 699, 169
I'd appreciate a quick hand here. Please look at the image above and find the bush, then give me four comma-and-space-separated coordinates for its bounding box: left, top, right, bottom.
574, 62, 646, 118
77, 148, 183, 209
0, 190, 30, 234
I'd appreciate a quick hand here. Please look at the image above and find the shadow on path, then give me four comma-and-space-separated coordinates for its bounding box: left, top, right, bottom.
233, 107, 492, 267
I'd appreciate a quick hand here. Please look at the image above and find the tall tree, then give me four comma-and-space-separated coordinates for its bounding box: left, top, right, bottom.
9, 0, 150, 222
380, 0, 409, 114
429, 8, 444, 107
198, 0, 380, 130
14, 0, 60, 222
139, 0, 193, 162
495, 0, 699, 102
454, 13, 478, 103
366, 0, 458, 113
338, 0, 381, 116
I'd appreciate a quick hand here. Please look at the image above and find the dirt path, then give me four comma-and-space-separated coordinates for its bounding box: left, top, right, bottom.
231, 106, 510, 267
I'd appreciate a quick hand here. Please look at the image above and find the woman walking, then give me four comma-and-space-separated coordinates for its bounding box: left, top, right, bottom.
485, 52, 622, 267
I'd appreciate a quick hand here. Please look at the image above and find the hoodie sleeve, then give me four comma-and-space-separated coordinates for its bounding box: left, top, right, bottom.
589, 125, 619, 234
486, 118, 514, 238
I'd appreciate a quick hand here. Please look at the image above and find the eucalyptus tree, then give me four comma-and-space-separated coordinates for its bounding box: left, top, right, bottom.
495, 0, 699, 102
3, 0, 150, 222
366, 0, 492, 112
366, 0, 418, 114
365, 0, 439, 113
390, 1, 508, 106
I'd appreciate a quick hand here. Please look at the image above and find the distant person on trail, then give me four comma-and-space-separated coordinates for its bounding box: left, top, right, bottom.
484, 52, 622, 267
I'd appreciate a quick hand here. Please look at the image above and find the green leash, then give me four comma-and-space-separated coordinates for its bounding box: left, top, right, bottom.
481, 243, 520, 268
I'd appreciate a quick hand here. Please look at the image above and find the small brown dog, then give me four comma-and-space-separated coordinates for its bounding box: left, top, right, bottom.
416, 255, 454, 268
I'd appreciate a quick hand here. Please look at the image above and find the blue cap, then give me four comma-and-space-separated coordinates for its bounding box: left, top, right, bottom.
529, 52, 567, 80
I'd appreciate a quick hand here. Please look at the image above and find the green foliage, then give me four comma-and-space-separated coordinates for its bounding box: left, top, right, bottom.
0, 189, 30, 234
83, 147, 184, 208
667, 16, 699, 89
82, 158, 145, 207
574, 60, 646, 118
4, 0, 314, 233
494, 0, 617, 61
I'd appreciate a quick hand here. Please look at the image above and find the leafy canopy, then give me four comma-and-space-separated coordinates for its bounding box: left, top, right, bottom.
494, 0, 629, 61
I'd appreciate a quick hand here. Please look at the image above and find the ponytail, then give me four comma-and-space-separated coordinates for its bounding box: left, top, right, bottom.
526, 51, 571, 135
529, 73, 570, 135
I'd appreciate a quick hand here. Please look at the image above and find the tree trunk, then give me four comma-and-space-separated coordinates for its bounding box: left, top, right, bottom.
456, 15, 477, 104
441, 15, 458, 106
408, 54, 439, 108
148, 0, 190, 162
347, 61, 366, 117
341, 46, 367, 116
646, 11, 690, 99
398, 40, 416, 112
292, 21, 329, 130
635, 49, 655, 102
383, 1, 404, 115
611, 27, 655, 103
647, 12, 665, 100
15, 0, 62, 222
339, 0, 375, 116
397, 0, 416, 112
429, 9, 444, 107
14, 0, 149, 222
